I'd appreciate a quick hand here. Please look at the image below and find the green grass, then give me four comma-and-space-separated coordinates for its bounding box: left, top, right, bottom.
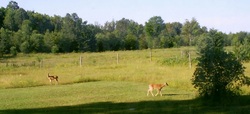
0, 48, 198, 88
0, 47, 250, 113
0, 81, 250, 113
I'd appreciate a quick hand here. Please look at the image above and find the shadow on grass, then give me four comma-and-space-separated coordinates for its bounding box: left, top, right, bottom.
164, 93, 190, 96
1, 96, 250, 114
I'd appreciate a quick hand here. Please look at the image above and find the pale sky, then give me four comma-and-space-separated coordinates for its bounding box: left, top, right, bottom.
1, 0, 250, 33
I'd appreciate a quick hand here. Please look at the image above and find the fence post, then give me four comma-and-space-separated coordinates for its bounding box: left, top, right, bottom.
117, 53, 119, 64
40, 59, 43, 68
150, 48, 152, 62
80, 56, 82, 67
188, 51, 192, 68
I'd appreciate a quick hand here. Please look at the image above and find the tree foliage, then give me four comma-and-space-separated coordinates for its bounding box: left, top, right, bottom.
232, 32, 250, 62
0, 1, 250, 56
192, 30, 247, 100
181, 18, 203, 46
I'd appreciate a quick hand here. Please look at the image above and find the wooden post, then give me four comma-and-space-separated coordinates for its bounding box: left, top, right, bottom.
188, 51, 192, 68
117, 53, 119, 64
150, 49, 152, 62
80, 56, 82, 67
40, 59, 43, 68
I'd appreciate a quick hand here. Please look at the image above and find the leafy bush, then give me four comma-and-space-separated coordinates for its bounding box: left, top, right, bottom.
192, 30, 247, 101
10, 46, 17, 56
51, 45, 59, 53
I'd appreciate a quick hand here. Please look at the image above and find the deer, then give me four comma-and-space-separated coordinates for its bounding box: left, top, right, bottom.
147, 82, 168, 96
48, 73, 59, 85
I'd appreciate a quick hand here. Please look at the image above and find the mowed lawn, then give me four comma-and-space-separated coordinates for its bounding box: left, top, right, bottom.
0, 48, 250, 113
0, 81, 196, 113
0, 81, 250, 114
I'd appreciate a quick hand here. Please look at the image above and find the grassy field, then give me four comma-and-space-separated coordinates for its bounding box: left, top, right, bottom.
0, 47, 250, 113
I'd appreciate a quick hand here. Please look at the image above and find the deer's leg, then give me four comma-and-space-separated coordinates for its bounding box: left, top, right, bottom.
160, 90, 163, 96
155, 89, 160, 96
148, 88, 154, 96
150, 90, 154, 96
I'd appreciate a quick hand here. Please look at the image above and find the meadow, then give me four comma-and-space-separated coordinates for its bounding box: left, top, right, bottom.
0, 47, 250, 113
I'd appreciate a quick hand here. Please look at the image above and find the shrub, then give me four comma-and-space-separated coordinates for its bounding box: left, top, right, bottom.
51, 45, 59, 53
10, 46, 17, 56
192, 30, 247, 101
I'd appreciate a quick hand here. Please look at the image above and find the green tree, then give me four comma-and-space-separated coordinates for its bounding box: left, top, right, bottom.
20, 20, 32, 41
10, 46, 17, 56
115, 18, 130, 39
7, 1, 19, 10
145, 16, 164, 48
181, 18, 202, 46
14, 8, 28, 30
59, 13, 77, 52
80, 24, 99, 52
20, 41, 30, 53
103, 20, 115, 32
3, 8, 17, 31
4, 1, 22, 31
192, 29, 247, 101
31, 12, 53, 34
158, 22, 182, 48
0, 28, 12, 56
234, 39, 250, 62
30, 31, 44, 52
96, 33, 107, 52
51, 45, 59, 53
51, 15, 63, 32
138, 34, 148, 49
124, 33, 137, 50
0, 7, 5, 28
145, 16, 164, 37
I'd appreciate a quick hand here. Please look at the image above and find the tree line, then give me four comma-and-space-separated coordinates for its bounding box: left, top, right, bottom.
1, 1, 250, 59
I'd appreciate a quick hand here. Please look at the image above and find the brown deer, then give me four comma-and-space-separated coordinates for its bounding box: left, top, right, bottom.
147, 82, 168, 96
48, 73, 59, 84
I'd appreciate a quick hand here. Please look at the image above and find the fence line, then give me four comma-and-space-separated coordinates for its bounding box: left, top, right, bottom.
0, 49, 196, 68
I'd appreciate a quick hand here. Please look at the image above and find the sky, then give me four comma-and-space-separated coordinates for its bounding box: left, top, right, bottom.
1, 0, 250, 33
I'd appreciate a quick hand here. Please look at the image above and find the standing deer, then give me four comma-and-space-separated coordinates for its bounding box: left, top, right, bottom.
147, 82, 168, 96
48, 73, 59, 85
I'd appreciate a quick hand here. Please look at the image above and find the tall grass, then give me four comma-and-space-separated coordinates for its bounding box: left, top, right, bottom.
0, 48, 196, 89
0, 47, 249, 94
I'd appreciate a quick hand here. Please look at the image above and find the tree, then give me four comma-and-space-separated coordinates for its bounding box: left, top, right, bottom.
20, 20, 32, 40
103, 20, 115, 32
145, 16, 165, 48
0, 28, 12, 56
31, 12, 53, 34
124, 33, 137, 50
59, 13, 78, 52
20, 41, 30, 53
181, 18, 202, 46
12, 30, 22, 52
80, 24, 99, 52
231, 32, 250, 62
0, 7, 5, 28
14, 8, 28, 30
234, 38, 250, 62
192, 29, 247, 101
145, 16, 164, 37
30, 31, 44, 52
158, 22, 182, 48
3, 8, 17, 31
7, 1, 19, 10
10, 46, 17, 56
